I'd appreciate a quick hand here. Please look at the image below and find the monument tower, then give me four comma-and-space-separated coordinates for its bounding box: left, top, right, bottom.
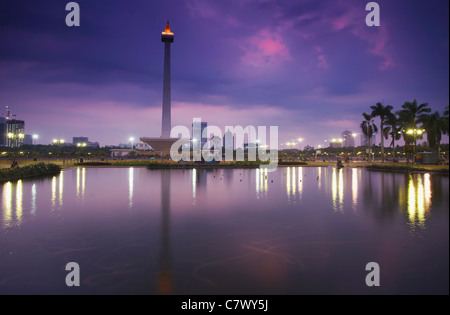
161, 21, 173, 138
141, 21, 183, 154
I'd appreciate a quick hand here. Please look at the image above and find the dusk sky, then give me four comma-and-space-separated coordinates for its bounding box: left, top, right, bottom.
0, 0, 448, 147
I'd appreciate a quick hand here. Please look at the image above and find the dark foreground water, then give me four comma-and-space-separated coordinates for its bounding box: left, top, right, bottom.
0, 167, 448, 294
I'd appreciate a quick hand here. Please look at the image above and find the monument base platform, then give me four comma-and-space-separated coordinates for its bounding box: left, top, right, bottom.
140, 137, 189, 154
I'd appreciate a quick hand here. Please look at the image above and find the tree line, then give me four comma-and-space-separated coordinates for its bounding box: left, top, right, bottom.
361, 100, 449, 162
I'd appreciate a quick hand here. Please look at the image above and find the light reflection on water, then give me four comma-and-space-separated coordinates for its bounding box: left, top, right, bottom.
0, 166, 448, 294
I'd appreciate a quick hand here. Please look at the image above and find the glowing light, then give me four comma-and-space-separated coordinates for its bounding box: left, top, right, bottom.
298, 167, 303, 197
192, 168, 197, 201
406, 174, 430, 232
2, 182, 12, 228
129, 167, 134, 209
162, 21, 174, 35
31, 183, 37, 215
338, 168, 344, 212
16, 180, 23, 225
59, 171, 64, 207
332, 168, 337, 211
352, 168, 358, 210
51, 176, 57, 209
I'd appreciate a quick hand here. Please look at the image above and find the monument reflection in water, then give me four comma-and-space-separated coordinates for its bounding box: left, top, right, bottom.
0, 167, 448, 294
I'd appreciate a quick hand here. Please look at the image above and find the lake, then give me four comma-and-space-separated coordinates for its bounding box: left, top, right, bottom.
0, 166, 448, 294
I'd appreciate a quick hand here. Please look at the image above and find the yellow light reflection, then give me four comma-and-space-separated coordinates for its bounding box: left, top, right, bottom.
297, 167, 303, 198
16, 180, 23, 225
76, 167, 80, 196
262, 168, 268, 196
192, 168, 197, 201
81, 168, 86, 197
51, 176, 57, 208
256, 168, 268, 199
31, 183, 37, 215
129, 167, 134, 209
2, 182, 12, 228
59, 171, 64, 207
292, 167, 296, 197
424, 173, 432, 210
332, 168, 337, 212
256, 168, 260, 197
317, 167, 322, 189
338, 168, 344, 213
407, 174, 431, 231
286, 167, 291, 199
352, 168, 358, 210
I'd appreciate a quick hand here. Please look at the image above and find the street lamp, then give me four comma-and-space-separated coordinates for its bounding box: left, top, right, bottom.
53, 139, 65, 161
77, 142, 87, 163
406, 128, 425, 160
7, 132, 24, 165
129, 137, 135, 149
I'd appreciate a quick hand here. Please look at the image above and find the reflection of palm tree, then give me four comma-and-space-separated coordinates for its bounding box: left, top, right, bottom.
360, 112, 378, 162
370, 102, 393, 162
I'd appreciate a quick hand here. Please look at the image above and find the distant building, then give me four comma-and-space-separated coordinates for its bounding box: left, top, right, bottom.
342, 130, 355, 147
87, 141, 100, 148
361, 134, 376, 147
73, 136, 89, 146
223, 129, 234, 151
329, 140, 342, 149
24, 134, 33, 145
0, 117, 6, 146
192, 120, 207, 150
6, 119, 25, 147
134, 142, 153, 151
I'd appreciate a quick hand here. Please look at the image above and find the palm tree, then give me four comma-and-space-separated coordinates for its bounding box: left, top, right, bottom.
384, 113, 402, 160
360, 112, 378, 162
370, 102, 393, 162
419, 111, 446, 156
443, 106, 449, 136
397, 100, 431, 162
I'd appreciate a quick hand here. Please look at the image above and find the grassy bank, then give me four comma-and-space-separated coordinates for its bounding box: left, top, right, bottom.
0, 163, 62, 182
365, 164, 449, 174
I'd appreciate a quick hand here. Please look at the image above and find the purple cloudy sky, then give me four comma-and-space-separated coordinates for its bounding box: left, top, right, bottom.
0, 0, 448, 147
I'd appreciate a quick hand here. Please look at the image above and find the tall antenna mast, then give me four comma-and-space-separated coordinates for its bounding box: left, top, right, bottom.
5, 105, 17, 120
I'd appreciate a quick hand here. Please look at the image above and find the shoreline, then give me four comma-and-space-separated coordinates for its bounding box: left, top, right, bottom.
0, 160, 448, 181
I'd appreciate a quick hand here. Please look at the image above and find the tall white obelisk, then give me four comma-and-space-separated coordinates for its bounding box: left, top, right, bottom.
141, 22, 185, 155
161, 21, 174, 138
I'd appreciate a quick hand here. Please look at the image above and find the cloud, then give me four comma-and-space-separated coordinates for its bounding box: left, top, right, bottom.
330, 1, 393, 70
315, 46, 329, 69
185, 0, 240, 28
241, 29, 291, 67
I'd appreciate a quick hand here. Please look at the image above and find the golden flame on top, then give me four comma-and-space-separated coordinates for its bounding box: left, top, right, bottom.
162, 21, 174, 35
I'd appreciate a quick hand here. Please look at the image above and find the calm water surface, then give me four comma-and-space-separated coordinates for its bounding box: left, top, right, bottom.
0, 167, 448, 294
